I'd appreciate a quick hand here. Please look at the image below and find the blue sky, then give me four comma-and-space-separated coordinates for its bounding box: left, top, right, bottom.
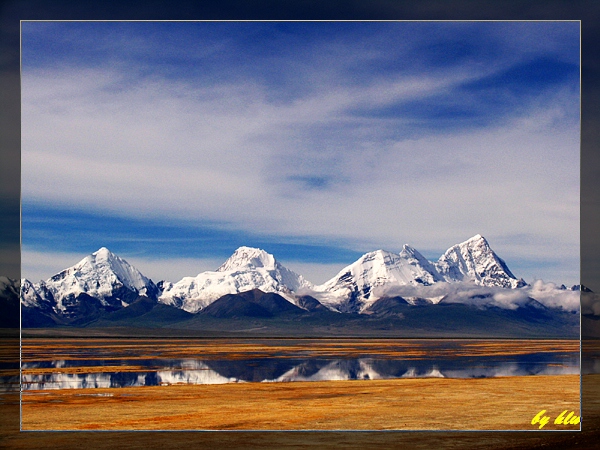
21, 21, 580, 285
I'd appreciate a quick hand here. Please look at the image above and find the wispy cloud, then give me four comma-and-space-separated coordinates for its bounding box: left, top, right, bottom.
21, 21, 580, 286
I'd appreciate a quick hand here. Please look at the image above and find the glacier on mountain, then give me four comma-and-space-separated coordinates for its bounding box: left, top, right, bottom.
309, 235, 527, 313
158, 246, 312, 313
20, 235, 577, 320
45, 247, 156, 305
21, 247, 158, 317
311, 247, 443, 313
435, 235, 526, 289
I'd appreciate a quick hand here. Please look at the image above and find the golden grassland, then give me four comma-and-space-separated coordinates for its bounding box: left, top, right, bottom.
21, 375, 580, 431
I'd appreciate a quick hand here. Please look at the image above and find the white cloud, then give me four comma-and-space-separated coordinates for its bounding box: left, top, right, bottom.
22, 68, 579, 239
374, 280, 580, 312
21, 25, 580, 288
528, 280, 581, 311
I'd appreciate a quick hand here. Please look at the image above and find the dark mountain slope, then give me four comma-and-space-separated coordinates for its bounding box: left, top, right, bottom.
199, 289, 306, 318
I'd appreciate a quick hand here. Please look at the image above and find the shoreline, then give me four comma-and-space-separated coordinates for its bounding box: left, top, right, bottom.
21, 337, 580, 360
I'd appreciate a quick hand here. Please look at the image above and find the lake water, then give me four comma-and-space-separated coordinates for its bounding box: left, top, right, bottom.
20, 338, 580, 390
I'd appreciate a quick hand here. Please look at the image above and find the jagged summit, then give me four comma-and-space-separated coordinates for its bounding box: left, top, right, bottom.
95, 246, 113, 258
20, 248, 159, 322
216, 246, 276, 272
313, 247, 442, 313
435, 235, 525, 289
310, 235, 529, 312
399, 244, 443, 281
50, 247, 153, 297
159, 247, 312, 313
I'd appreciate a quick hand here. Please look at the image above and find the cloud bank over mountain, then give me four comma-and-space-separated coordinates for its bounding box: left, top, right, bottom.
374, 280, 580, 312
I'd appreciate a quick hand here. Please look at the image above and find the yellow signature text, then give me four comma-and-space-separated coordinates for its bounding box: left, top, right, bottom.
531, 410, 580, 429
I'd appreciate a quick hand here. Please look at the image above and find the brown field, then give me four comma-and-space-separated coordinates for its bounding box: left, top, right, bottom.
21, 376, 580, 430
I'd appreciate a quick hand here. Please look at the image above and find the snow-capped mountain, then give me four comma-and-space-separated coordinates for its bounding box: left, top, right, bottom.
17, 238, 579, 337
217, 246, 310, 292
20, 235, 559, 325
216, 246, 277, 272
435, 235, 526, 289
158, 247, 312, 313
21, 247, 159, 320
47, 247, 158, 305
20, 278, 54, 310
312, 246, 443, 313
310, 235, 527, 312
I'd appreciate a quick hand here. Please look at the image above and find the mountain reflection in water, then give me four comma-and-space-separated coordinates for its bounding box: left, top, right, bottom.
21, 354, 579, 390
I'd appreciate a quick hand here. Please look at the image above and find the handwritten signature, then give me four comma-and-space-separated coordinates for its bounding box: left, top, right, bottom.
531, 410, 580, 429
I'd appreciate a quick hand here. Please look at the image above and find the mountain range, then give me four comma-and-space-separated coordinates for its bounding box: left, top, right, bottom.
19, 235, 580, 337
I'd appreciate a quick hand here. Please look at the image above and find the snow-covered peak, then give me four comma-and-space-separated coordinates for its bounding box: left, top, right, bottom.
436, 235, 525, 289
160, 247, 312, 313
399, 244, 418, 256
75, 248, 150, 292
93, 247, 116, 263
321, 247, 442, 291
216, 247, 276, 272
46, 248, 155, 301
20, 279, 42, 308
313, 248, 442, 313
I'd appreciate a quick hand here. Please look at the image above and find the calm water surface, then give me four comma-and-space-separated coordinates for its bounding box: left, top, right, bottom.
20, 339, 580, 390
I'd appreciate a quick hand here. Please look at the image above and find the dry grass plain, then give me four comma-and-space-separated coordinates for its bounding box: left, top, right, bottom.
21, 375, 580, 430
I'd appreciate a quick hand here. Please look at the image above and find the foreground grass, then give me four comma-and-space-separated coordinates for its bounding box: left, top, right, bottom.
21, 375, 579, 431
